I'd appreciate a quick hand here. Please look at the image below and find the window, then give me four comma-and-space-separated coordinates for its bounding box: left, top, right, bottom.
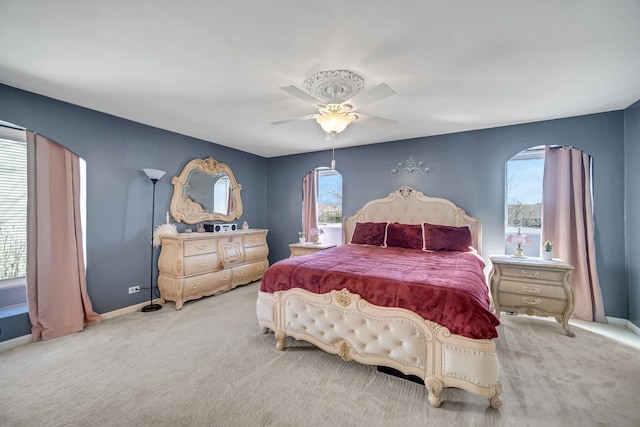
316, 168, 342, 245
316, 169, 342, 224
0, 124, 87, 317
505, 147, 544, 256
302, 168, 342, 245
0, 124, 28, 316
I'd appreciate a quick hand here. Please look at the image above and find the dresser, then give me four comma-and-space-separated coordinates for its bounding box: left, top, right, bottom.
489, 255, 575, 336
158, 229, 269, 310
289, 242, 337, 257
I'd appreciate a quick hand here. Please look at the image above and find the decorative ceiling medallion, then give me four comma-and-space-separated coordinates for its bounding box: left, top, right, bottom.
303, 70, 364, 103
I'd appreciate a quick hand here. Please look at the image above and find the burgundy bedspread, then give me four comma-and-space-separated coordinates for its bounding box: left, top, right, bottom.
260, 245, 500, 339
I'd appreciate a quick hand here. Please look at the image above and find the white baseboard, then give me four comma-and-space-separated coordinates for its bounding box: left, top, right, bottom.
100, 298, 163, 320
607, 316, 640, 336
0, 298, 163, 352
0, 334, 32, 353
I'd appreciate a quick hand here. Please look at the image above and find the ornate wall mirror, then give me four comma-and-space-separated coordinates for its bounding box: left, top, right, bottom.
169, 157, 243, 224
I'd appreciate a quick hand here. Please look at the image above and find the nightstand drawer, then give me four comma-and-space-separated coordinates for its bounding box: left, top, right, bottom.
498, 292, 567, 313
498, 280, 567, 299
499, 265, 565, 282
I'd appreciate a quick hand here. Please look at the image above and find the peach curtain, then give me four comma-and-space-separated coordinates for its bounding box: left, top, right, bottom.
26, 131, 101, 341
302, 170, 317, 240
542, 145, 606, 323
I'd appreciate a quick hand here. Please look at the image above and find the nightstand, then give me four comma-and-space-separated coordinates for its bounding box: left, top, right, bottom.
289, 242, 337, 257
489, 255, 576, 336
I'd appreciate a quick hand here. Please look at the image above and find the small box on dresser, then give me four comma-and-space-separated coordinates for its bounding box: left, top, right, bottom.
158, 229, 269, 310
489, 255, 575, 336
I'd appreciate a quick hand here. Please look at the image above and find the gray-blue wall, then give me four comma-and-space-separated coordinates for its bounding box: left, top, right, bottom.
0, 84, 268, 341
624, 100, 640, 328
268, 112, 628, 322
1, 82, 637, 342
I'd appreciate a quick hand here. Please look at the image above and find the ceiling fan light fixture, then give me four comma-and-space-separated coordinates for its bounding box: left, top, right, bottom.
316, 111, 353, 134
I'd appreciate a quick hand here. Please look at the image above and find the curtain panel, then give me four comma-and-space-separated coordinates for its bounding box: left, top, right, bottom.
26, 131, 101, 341
302, 170, 317, 241
542, 145, 606, 323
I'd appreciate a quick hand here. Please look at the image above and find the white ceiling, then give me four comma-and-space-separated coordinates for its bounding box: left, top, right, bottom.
1, 1, 639, 158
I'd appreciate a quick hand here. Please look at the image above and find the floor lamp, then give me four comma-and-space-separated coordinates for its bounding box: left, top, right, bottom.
142, 168, 166, 312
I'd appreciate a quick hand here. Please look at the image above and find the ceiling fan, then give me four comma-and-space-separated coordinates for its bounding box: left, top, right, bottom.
271, 70, 397, 136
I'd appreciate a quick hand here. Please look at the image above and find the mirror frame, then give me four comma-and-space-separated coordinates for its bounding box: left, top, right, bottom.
169, 157, 243, 224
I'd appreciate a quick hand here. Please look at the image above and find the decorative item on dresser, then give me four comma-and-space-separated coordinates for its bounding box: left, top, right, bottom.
158, 229, 269, 310
489, 255, 575, 336
289, 242, 337, 257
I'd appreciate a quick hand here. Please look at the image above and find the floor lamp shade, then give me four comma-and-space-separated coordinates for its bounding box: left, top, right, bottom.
143, 168, 166, 181
141, 168, 166, 312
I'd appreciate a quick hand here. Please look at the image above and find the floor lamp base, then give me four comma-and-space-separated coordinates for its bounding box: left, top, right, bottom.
141, 303, 162, 312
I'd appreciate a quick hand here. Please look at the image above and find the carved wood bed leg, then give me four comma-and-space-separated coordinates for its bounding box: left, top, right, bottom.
275, 331, 286, 350
489, 381, 502, 409
425, 377, 444, 408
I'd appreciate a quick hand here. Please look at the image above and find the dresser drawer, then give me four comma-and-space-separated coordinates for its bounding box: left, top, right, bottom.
498, 292, 567, 314
499, 265, 566, 282
183, 270, 233, 298
244, 233, 266, 248
184, 239, 217, 256
183, 253, 221, 276
245, 245, 269, 262
497, 279, 567, 300
232, 259, 269, 284
219, 239, 244, 266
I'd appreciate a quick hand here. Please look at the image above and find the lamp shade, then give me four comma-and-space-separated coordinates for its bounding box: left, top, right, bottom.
143, 168, 166, 180
506, 228, 532, 258
316, 112, 353, 134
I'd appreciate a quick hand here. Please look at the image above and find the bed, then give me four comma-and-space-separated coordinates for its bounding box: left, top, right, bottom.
256, 186, 502, 408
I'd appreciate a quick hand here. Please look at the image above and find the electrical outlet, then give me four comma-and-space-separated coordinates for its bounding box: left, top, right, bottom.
128, 286, 140, 294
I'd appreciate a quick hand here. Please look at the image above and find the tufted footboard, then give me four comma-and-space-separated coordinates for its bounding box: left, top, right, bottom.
256, 288, 502, 408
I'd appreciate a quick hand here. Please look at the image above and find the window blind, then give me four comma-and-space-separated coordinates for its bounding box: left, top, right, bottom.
0, 128, 28, 279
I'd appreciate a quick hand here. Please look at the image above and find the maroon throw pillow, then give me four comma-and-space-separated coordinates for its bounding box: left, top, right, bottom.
423, 222, 473, 252
350, 222, 388, 246
386, 223, 423, 250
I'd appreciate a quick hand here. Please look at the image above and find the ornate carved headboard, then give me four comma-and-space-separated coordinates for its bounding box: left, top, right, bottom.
343, 186, 482, 254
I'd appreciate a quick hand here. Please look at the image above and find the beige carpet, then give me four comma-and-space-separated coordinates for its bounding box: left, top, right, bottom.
1, 281, 638, 427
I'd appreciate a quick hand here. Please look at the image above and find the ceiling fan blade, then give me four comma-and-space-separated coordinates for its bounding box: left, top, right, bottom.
343, 83, 395, 111
353, 113, 397, 127
270, 114, 319, 125
279, 86, 325, 108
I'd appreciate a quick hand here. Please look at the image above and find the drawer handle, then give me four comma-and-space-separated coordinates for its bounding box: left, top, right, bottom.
190, 282, 200, 290
521, 297, 541, 305
198, 261, 209, 267
520, 270, 540, 279
195, 244, 207, 250
237, 271, 244, 276
521, 286, 541, 294
258, 265, 265, 271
